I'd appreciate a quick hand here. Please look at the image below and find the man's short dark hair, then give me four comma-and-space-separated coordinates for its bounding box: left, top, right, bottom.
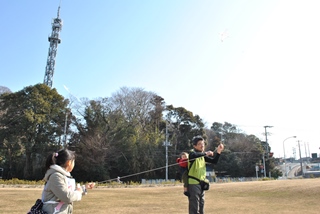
192, 135, 204, 145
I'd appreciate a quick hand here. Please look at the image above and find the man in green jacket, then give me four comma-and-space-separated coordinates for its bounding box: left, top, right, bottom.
188, 136, 224, 214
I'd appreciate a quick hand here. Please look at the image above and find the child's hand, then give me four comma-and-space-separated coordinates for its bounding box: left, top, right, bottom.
76, 183, 83, 194
86, 182, 96, 189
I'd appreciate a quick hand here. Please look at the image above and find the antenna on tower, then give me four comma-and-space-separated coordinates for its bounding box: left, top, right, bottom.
43, 2, 63, 88
57, 6, 60, 18
57, 0, 62, 18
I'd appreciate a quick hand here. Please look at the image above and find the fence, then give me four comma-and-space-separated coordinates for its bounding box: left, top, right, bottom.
141, 179, 176, 184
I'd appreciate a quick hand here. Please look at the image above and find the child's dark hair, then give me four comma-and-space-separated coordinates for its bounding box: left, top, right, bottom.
45, 149, 76, 170
192, 135, 204, 145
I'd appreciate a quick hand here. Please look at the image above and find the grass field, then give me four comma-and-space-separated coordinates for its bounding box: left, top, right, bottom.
2, 178, 320, 214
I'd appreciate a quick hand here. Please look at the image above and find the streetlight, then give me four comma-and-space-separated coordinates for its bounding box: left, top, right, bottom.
283, 136, 296, 178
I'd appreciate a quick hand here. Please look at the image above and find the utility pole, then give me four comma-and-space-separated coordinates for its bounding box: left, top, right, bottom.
298, 140, 304, 176
163, 121, 171, 181
263, 126, 273, 177
262, 153, 266, 178
63, 111, 68, 147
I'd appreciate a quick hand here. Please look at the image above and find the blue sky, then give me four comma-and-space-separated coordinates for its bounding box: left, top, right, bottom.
1, 0, 320, 158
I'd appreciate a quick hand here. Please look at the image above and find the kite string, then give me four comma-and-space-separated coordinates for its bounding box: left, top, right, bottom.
98, 160, 184, 184
98, 147, 219, 184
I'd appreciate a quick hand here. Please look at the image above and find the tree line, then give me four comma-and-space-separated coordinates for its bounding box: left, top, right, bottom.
0, 84, 281, 182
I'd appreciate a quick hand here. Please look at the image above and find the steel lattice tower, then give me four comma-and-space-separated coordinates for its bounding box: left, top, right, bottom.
43, 6, 63, 88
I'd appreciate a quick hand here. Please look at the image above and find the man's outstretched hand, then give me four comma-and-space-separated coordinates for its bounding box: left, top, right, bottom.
217, 143, 224, 154
86, 182, 96, 189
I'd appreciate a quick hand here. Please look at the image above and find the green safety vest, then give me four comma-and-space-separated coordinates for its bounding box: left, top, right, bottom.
188, 151, 207, 185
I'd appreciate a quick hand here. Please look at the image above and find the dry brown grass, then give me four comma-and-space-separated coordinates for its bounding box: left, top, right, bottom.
1, 179, 320, 214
